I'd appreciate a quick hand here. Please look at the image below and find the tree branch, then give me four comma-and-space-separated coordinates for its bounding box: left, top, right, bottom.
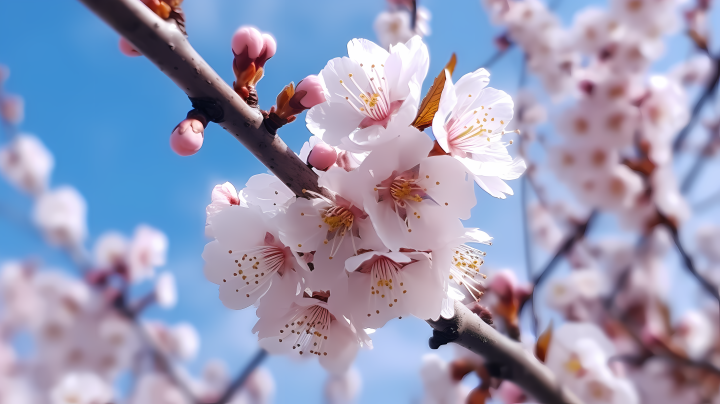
76, 1, 584, 402
77, 0, 328, 199
427, 301, 582, 404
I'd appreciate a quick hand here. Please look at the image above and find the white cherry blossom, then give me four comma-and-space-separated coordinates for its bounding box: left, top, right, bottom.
432, 68, 525, 198
306, 37, 429, 152
203, 204, 305, 310
350, 128, 475, 251
252, 287, 371, 373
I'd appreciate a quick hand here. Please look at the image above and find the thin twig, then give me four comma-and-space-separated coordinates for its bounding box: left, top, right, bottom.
672, 57, 720, 152
519, 211, 597, 313
666, 224, 720, 322
680, 129, 716, 193
213, 349, 268, 404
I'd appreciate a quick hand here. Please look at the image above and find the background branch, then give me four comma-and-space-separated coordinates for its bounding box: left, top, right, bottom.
75, 0, 585, 402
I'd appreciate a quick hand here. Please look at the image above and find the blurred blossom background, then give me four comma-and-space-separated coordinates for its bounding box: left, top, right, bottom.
2, 0, 720, 403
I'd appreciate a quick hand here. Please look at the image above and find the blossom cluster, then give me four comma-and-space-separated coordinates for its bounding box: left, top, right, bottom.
203, 35, 524, 372
0, 66, 280, 404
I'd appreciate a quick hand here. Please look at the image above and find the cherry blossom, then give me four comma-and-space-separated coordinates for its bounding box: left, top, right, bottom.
252, 286, 371, 373
306, 37, 429, 152
203, 204, 305, 310
432, 68, 525, 198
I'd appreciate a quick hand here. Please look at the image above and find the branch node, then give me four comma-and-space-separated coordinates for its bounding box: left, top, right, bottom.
188, 96, 224, 123
429, 326, 459, 349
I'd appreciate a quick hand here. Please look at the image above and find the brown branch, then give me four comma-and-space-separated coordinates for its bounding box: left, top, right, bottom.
75, 1, 584, 403
77, 0, 328, 199
427, 301, 582, 404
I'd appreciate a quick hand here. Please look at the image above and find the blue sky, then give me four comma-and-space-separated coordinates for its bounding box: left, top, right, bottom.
1, 0, 719, 402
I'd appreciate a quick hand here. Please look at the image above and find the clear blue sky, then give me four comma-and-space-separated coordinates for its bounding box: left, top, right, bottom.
1, 0, 718, 402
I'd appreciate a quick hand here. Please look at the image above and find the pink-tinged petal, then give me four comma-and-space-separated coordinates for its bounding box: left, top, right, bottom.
346, 38, 389, 67
170, 118, 204, 156
211, 182, 240, 206
432, 69, 458, 153
308, 143, 337, 170
207, 205, 266, 247
385, 36, 430, 100
256, 33, 277, 67
296, 75, 326, 109
452, 68, 491, 115
231, 26, 264, 58
118, 37, 141, 57
318, 321, 361, 373
419, 155, 476, 220
278, 198, 330, 252
474, 175, 514, 199
306, 234, 356, 292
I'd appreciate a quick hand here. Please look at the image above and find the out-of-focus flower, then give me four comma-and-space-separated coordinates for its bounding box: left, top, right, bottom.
546, 269, 606, 321
155, 272, 178, 309
0, 134, 54, 195
0, 261, 40, 331
669, 54, 714, 86
93, 231, 129, 270
0, 93, 24, 125
419, 354, 469, 404
571, 8, 621, 56
528, 202, 563, 252
230, 367, 275, 404
127, 225, 168, 282
129, 373, 190, 404
325, 367, 361, 404
374, 7, 431, 49
145, 321, 200, 361
33, 186, 87, 248
546, 323, 639, 404
50, 372, 113, 404
306, 37, 429, 152
432, 68, 525, 198
672, 310, 714, 360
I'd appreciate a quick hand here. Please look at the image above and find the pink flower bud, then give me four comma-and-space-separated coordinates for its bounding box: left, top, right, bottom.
119, 37, 141, 57
255, 34, 277, 68
296, 75, 326, 108
231, 27, 264, 58
0, 94, 24, 125
170, 118, 204, 156
307, 143, 337, 171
